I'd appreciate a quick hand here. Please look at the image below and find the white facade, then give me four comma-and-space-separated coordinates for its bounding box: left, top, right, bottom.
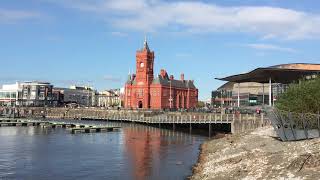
96, 89, 121, 108
0, 81, 53, 107
0, 82, 22, 106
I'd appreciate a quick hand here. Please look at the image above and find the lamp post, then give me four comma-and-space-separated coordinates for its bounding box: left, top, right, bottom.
272, 83, 282, 106
9, 91, 12, 107
237, 83, 240, 107
87, 88, 90, 107
169, 80, 173, 109
262, 83, 265, 106
269, 78, 272, 106
220, 89, 223, 109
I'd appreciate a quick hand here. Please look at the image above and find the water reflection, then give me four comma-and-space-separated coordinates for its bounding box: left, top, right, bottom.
124, 126, 160, 179
123, 125, 202, 180
0, 121, 206, 180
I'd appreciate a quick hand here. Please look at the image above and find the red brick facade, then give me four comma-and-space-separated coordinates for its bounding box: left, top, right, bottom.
124, 39, 198, 110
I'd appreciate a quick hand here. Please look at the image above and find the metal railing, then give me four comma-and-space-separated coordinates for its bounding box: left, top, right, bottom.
44, 108, 265, 124
269, 109, 320, 141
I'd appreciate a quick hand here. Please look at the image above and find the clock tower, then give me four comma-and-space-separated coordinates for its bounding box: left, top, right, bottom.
125, 38, 198, 110
135, 37, 154, 85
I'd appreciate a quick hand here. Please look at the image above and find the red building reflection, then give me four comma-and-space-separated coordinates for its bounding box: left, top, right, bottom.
123, 126, 161, 180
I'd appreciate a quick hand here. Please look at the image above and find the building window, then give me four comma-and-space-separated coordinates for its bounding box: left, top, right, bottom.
137, 89, 143, 97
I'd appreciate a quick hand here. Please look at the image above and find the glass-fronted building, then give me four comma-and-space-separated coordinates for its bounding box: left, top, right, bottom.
0, 82, 53, 107
212, 82, 270, 107
20, 81, 53, 106
0, 82, 22, 106
216, 63, 320, 107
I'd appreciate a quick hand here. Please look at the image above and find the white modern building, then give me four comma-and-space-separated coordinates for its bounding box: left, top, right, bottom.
0, 81, 53, 107
0, 82, 22, 106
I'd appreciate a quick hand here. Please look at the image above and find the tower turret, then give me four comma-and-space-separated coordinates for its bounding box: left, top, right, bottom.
135, 37, 154, 85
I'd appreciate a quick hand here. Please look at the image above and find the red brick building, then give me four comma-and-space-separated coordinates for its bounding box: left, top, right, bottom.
124, 39, 198, 110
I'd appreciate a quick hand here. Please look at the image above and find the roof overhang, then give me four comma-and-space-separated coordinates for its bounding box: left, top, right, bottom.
216, 67, 320, 84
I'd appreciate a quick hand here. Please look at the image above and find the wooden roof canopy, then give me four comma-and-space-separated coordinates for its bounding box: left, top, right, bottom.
216, 63, 320, 84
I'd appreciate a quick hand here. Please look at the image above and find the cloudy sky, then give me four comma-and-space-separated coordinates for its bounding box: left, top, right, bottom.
1, 0, 320, 100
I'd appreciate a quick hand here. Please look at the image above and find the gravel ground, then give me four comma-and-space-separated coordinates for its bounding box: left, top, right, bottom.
191, 126, 320, 180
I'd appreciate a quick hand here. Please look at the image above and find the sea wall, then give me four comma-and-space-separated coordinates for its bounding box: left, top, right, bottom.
231, 113, 270, 134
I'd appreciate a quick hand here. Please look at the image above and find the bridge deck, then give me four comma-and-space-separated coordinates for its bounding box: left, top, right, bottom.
1, 108, 269, 134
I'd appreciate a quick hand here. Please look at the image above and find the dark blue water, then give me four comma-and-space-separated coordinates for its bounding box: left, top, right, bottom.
0, 120, 206, 180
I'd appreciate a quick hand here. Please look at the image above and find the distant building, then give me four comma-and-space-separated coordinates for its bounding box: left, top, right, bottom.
0, 81, 53, 107
0, 82, 22, 106
216, 63, 320, 107
211, 82, 233, 107
20, 81, 53, 107
96, 89, 121, 108
125, 38, 198, 110
53, 86, 96, 107
212, 82, 270, 107
119, 88, 125, 107
233, 82, 270, 106
52, 89, 64, 107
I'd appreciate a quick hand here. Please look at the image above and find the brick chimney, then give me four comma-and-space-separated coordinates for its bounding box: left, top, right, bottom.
180, 73, 184, 81
160, 69, 167, 78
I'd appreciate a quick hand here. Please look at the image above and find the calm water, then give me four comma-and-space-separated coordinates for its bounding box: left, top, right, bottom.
0, 120, 207, 180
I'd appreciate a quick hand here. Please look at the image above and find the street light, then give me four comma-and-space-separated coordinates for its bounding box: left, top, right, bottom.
169, 80, 173, 109
220, 89, 224, 109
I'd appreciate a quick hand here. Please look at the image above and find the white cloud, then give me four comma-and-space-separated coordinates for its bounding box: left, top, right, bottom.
0, 9, 42, 23
245, 43, 297, 53
49, 0, 320, 40
110, 31, 128, 37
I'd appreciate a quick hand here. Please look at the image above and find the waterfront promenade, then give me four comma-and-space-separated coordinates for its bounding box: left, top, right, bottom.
0, 107, 270, 134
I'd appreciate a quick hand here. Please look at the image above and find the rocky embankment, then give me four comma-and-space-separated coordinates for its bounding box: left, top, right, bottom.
191, 126, 320, 180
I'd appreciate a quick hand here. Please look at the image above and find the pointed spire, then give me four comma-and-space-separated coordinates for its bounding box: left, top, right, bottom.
143, 35, 150, 51
127, 69, 132, 81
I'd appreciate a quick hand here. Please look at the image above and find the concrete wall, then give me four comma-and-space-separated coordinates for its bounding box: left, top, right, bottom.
231, 114, 271, 134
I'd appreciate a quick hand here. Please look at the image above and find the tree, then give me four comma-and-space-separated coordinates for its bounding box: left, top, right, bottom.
196, 101, 206, 108
276, 76, 320, 113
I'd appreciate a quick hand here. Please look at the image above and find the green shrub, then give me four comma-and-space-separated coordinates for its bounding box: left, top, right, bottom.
275, 76, 320, 113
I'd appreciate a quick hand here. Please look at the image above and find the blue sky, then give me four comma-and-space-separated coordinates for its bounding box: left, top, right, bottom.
1, 0, 320, 100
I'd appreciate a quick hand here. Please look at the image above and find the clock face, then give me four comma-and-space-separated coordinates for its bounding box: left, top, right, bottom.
140, 62, 144, 68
